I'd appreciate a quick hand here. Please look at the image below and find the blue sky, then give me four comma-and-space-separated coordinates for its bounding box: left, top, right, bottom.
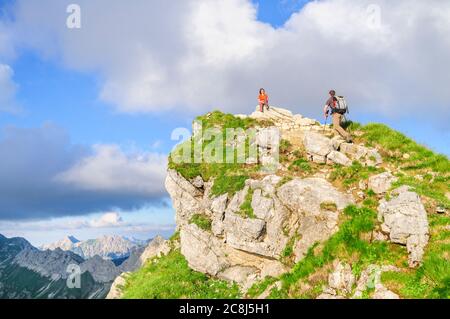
0, 0, 448, 246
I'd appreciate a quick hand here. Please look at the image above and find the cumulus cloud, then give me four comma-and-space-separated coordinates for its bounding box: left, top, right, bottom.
56, 144, 167, 195
0, 64, 20, 113
6, 0, 450, 126
88, 212, 124, 228
0, 124, 168, 220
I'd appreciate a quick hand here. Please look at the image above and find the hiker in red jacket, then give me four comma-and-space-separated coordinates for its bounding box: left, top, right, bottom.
258, 88, 269, 112
323, 90, 353, 143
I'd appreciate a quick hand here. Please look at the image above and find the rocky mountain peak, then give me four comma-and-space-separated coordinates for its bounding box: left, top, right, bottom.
161, 105, 448, 299
42, 234, 144, 260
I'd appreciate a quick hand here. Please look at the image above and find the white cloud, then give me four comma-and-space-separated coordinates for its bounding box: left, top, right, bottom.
0, 125, 168, 220
55, 144, 167, 196
0, 64, 20, 113
0, 212, 174, 232
88, 212, 123, 228
7, 0, 450, 126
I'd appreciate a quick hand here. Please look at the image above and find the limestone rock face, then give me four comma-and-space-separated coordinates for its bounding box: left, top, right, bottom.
277, 178, 354, 214
106, 273, 130, 299
180, 224, 230, 276
163, 106, 431, 297
250, 106, 295, 124
378, 186, 429, 267
368, 172, 398, 194
166, 165, 355, 288
139, 236, 171, 266
165, 170, 203, 228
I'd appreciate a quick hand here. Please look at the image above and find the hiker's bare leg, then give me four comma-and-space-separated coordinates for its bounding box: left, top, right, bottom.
332, 113, 351, 141
260, 103, 263, 112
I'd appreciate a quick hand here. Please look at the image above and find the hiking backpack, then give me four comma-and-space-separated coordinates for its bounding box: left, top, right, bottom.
333, 96, 349, 115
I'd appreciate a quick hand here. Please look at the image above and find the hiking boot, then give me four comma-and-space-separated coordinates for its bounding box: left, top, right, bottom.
346, 136, 353, 143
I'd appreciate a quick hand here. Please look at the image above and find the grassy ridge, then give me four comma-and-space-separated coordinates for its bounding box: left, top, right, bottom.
121, 249, 241, 299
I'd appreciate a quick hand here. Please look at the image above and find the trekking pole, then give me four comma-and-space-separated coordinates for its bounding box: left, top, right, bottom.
323, 115, 328, 133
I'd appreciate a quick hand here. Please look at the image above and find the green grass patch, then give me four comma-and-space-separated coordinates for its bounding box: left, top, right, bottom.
246, 277, 278, 298
289, 158, 312, 173
281, 233, 301, 266
237, 188, 256, 219
190, 214, 212, 231
169, 111, 264, 197
360, 123, 449, 173
211, 174, 249, 197
329, 162, 383, 187
280, 139, 292, 154
393, 175, 450, 209
276, 176, 293, 188
381, 214, 450, 299
121, 249, 241, 299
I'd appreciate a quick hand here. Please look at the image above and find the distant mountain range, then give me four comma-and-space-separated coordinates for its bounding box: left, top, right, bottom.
0, 234, 151, 299
41, 235, 149, 261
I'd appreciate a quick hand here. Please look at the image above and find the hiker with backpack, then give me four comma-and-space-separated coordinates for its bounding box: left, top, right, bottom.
258, 88, 269, 112
323, 90, 353, 143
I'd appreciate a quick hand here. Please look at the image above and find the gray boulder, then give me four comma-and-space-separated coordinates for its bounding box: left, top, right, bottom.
378, 186, 429, 267
327, 150, 352, 167
303, 132, 333, 163
180, 224, 229, 276
223, 213, 266, 242
368, 172, 398, 194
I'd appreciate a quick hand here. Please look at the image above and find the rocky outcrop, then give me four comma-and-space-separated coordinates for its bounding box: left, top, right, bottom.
277, 178, 353, 262
166, 169, 204, 229
181, 224, 230, 276
167, 168, 354, 290
139, 236, 170, 265
248, 106, 383, 168
164, 106, 432, 298
303, 132, 333, 164
302, 133, 382, 167
378, 186, 429, 267
106, 273, 130, 299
